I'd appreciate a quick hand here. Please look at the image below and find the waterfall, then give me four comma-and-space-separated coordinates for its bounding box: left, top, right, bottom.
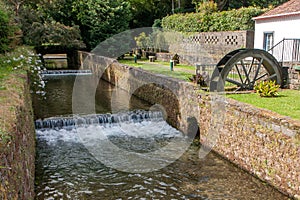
41, 70, 92, 76
35, 110, 164, 130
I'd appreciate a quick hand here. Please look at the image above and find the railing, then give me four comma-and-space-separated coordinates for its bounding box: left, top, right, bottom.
268, 38, 300, 65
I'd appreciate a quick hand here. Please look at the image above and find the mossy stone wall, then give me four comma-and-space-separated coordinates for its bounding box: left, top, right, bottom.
0, 73, 35, 200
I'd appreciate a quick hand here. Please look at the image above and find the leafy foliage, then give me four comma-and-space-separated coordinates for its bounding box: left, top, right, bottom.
0, 46, 46, 98
162, 6, 266, 32
72, 0, 132, 49
196, 1, 218, 14
188, 73, 208, 87
192, 0, 288, 11
254, 80, 280, 97
18, 2, 85, 49
0, 4, 15, 53
25, 21, 85, 48
16, 0, 132, 50
134, 32, 151, 49
128, 0, 173, 28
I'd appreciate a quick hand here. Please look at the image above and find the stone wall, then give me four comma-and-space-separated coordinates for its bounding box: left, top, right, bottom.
288, 65, 300, 89
199, 96, 300, 199
0, 73, 35, 200
79, 51, 200, 134
79, 51, 300, 199
157, 30, 254, 66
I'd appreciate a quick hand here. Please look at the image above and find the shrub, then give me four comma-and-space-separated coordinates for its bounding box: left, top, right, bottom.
161, 6, 267, 32
0, 46, 46, 95
134, 32, 151, 50
254, 80, 280, 97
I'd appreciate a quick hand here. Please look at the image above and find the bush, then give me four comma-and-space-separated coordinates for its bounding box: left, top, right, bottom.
254, 80, 280, 97
188, 73, 208, 87
0, 46, 46, 94
161, 6, 267, 32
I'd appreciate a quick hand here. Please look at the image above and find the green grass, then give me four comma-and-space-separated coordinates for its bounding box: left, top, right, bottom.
227, 90, 300, 120
0, 55, 17, 90
118, 58, 194, 81
120, 57, 300, 121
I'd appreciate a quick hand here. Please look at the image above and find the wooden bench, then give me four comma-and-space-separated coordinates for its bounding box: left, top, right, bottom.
149, 56, 155, 62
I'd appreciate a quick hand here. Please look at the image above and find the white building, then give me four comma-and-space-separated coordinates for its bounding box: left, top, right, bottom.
253, 0, 300, 62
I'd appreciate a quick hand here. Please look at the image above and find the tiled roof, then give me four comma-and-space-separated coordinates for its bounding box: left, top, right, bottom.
253, 0, 300, 20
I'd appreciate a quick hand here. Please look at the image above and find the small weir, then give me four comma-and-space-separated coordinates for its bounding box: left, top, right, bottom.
41, 69, 92, 76
33, 72, 288, 199
35, 110, 164, 130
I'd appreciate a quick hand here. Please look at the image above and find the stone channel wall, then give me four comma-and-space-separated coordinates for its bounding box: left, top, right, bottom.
79, 51, 300, 199
200, 97, 300, 199
0, 73, 35, 200
78, 51, 200, 134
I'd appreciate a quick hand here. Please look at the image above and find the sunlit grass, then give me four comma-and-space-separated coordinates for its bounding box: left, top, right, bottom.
120, 57, 300, 120
227, 89, 300, 120
118, 57, 194, 81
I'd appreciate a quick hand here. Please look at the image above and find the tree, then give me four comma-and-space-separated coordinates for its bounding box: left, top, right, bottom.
16, 0, 132, 50
18, 1, 85, 49
192, 0, 288, 11
127, 0, 173, 28
72, 0, 132, 49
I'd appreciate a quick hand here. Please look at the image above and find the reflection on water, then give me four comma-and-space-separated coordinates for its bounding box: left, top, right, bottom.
33, 74, 288, 200
32, 75, 151, 119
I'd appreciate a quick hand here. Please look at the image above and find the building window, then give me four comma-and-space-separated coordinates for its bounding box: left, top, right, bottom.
263, 32, 274, 51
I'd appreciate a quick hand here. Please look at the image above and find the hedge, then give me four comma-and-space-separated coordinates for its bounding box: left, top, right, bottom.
161, 7, 267, 32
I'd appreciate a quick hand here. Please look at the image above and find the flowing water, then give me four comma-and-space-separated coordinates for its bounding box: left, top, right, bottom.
33, 72, 289, 200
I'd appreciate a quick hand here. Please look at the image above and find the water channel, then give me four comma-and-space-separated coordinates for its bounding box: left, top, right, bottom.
32, 73, 289, 199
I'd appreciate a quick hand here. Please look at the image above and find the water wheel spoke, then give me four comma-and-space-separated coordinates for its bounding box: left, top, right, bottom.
247, 57, 255, 76
252, 58, 263, 83
254, 73, 268, 82
234, 87, 242, 92
226, 78, 244, 87
240, 60, 251, 84
268, 73, 277, 79
235, 64, 244, 84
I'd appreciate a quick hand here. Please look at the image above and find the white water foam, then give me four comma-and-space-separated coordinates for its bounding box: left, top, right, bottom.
36, 120, 183, 146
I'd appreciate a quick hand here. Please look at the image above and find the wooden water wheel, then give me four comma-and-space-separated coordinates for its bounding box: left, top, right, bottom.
210, 49, 283, 92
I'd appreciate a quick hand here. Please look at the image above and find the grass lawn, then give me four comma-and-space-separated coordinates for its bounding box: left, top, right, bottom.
120, 57, 300, 120
0, 67, 14, 90
118, 57, 195, 81
227, 89, 300, 120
